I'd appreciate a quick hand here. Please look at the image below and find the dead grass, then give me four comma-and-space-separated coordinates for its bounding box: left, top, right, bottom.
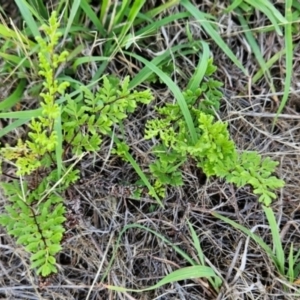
1, 0, 300, 299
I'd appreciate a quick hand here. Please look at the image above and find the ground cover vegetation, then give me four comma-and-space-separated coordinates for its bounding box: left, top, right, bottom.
0, 0, 300, 299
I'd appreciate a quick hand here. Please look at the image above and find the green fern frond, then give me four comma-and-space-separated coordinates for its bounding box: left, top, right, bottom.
0, 11, 156, 277
144, 58, 284, 205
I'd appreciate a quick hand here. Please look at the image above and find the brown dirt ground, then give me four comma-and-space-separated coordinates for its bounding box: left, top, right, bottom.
1, 1, 300, 299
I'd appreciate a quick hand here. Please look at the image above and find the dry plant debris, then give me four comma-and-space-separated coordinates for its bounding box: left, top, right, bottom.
1, 0, 300, 299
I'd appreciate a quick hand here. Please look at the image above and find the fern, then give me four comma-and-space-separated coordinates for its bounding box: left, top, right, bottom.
145, 60, 284, 205
226, 152, 284, 205
62, 76, 153, 154
0, 11, 154, 277
0, 12, 71, 277
0, 174, 66, 276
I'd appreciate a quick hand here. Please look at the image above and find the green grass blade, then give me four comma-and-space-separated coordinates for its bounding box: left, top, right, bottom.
237, 12, 277, 99
144, 0, 179, 19
181, 0, 248, 75
212, 212, 276, 261
252, 49, 286, 84
66, 44, 85, 62
101, 223, 221, 293
27, 0, 48, 19
102, 225, 191, 282
129, 43, 199, 89
0, 80, 26, 111
247, 0, 287, 23
0, 25, 35, 47
62, 0, 81, 43
187, 220, 223, 289
292, 249, 300, 281
113, 0, 129, 27
262, 205, 285, 275
224, 0, 243, 13
187, 221, 205, 265
293, 1, 300, 11
72, 56, 110, 69
274, 0, 293, 126
79, 0, 106, 35
99, 0, 110, 23
117, 0, 146, 47
126, 12, 191, 49
112, 137, 163, 207
106, 266, 217, 292
91, 61, 110, 82
125, 51, 197, 144
136, 12, 190, 37
15, 0, 40, 38
288, 243, 294, 282
187, 41, 210, 91
102, 223, 198, 281
0, 53, 31, 68
0, 109, 41, 119
245, 0, 285, 35
0, 119, 30, 139
126, 0, 181, 28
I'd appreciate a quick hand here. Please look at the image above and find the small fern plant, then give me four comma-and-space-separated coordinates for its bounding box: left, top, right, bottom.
144, 58, 285, 205
0, 11, 72, 277
0, 11, 153, 277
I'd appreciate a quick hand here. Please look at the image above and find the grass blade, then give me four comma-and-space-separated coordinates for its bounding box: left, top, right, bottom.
262, 205, 285, 274
15, 0, 40, 38
273, 0, 293, 126
224, 0, 244, 13
144, 0, 180, 19
79, 0, 106, 35
212, 211, 276, 261
117, 0, 146, 47
0, 119, 30, 139
62, 0, 81, 43
129, 43, 199, 88
105, 266, 217, 292
237, 12, 278, 102
187, 221, 205, 265
112, 136, 163, 207
187, 220, 223, 289
0, 109, 41, 119
181, 0, 248, 75
125, 51, 197, 144
0, 53, 31, 68
252, 49, 286, 84
247, 0, 287, 23
27, 0, 48, 19
0, 80, 26, 111
187, 41, 210, 91
99, 0, 111, 23
288, 243, 294, 282
245, 0, 285, 35
102, 223, 220, 292
0, 25, 35, 50
72, 56, 110, 69
136, 12, 190, 37
113, 0, 130, 27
